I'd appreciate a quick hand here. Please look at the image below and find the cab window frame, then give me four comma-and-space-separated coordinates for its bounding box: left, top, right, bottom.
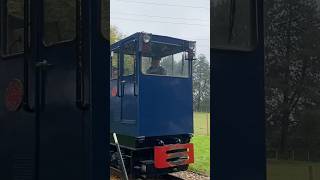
141, 54, 191, 79
140, 41, 191, 79
121, 40, 136, 77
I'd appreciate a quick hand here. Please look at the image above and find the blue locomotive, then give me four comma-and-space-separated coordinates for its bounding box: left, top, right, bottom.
110, 32, 196, 178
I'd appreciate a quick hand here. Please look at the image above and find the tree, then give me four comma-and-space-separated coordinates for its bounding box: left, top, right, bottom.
193, 54, 210, 112
297, 110, 320, 152
110, 25, 125, 44
265, 0, 320, 157
110, 26, 135, 75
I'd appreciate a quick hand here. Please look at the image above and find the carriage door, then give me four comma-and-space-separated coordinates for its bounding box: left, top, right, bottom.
31, 0, 88, 179
120, 40, 137, 123
212, 0, 265, 180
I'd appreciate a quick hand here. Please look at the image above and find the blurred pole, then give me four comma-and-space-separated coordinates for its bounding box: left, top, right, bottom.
292, 150, 295, 161
206, 112, 209, 136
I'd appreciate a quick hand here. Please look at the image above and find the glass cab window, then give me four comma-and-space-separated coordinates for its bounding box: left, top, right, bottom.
122, 41, 135, 76
111, 49, 119, 80
101, 0, 109, 39
141, 42, 190, 78
1, 0, 25, 55
212, 0, 257, 51
43, 0, 76, 45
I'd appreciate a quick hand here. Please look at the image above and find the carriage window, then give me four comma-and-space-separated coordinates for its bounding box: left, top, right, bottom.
123, 42, 135, 76
212, 0, 257, 50
43, 0, 76, 45
111, 50, 119, 79
101, 0, 109, 40
2, 0, 25, 55
141, 53, 189, 78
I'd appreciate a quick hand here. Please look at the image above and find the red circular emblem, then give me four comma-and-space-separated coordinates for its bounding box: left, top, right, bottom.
111, 87, 117, 97
4, 79, 24, 112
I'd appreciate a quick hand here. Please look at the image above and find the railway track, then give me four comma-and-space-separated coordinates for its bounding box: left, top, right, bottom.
110, 167, 184, 180
158, 174, 185, 180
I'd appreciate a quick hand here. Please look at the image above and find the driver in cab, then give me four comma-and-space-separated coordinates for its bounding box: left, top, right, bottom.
146, 57, 167, 75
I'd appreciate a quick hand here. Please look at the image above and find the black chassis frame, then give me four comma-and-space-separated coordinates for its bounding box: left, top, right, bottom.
110, 134, 192, 179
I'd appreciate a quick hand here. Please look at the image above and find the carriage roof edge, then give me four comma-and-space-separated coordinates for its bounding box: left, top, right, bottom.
110, 32, 196, 50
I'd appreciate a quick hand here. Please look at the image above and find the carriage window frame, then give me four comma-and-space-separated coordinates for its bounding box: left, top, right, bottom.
1, 0, 26, 57
42, 0, 76, 47
211, 0, 258, 52
111, 48, 119, 80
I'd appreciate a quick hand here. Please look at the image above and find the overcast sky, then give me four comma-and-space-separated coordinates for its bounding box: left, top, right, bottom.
110, 0, 210, 60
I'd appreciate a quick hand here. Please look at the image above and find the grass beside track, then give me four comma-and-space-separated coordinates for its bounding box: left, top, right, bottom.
189, 135, 210, 176
267, 159, 320, 180
189, 112, 211, 176
186, 112, 320, 179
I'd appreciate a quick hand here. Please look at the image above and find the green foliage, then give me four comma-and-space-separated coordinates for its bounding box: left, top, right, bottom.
295, 110, 320, 150
193, 54, 210, 112
189, 135, 210, 175
123, 54, 134, 76
110, 26, 134, 76
110, 25, 125, 44
265, 0, 320, 154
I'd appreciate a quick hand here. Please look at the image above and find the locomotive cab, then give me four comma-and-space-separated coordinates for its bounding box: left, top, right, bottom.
110, 32, 195, 178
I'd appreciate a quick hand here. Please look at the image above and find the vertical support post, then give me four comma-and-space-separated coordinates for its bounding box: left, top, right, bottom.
292, 150, 295, 161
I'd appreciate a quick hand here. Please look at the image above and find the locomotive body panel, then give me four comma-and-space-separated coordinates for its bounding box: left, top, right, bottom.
139, 75, 193, 137
110, 75, 138, 137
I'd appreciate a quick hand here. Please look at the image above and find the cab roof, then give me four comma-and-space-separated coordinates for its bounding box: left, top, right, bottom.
111, 32, 194, 50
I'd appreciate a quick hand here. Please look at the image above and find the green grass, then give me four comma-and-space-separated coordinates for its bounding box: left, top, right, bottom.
267, 159, 320, 180
187, 112, 210, 176
194, 112, 210, 136
189, 135, 210, 176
